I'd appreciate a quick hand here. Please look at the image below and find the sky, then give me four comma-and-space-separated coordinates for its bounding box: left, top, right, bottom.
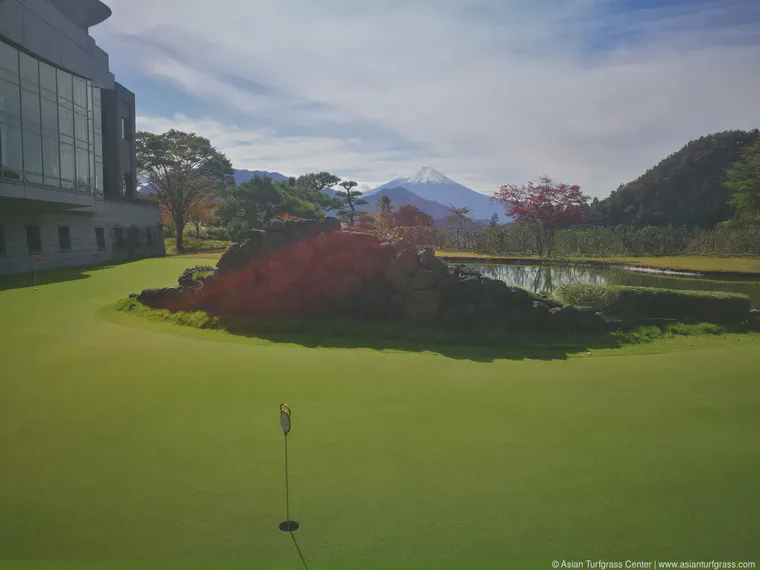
91, 0, 760, 197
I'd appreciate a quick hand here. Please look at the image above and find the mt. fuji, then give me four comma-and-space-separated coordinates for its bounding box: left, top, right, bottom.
365, 167, 507, 221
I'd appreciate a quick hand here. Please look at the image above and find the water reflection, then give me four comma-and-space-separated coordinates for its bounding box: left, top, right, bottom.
469, 263, 760, 309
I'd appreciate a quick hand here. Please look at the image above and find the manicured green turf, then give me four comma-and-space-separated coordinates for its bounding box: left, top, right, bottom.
1, 257, 759, 567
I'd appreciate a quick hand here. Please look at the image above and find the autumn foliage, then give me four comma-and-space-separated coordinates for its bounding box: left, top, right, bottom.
393, 204, 433, 227
493, 176, 587, 256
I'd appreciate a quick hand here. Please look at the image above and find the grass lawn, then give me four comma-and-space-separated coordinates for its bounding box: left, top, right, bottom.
1, 257, 759, 566
164, 236, 231, 256
438, 250, 760, 275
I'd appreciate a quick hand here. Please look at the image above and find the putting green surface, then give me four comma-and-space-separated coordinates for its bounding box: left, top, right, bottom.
1, 258, 759, 567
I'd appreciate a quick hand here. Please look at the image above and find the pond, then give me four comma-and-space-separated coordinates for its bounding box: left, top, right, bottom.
468, 263, 760, 309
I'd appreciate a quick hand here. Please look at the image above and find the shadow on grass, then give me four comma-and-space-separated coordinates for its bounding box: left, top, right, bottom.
226, 327, 625, 362
115, 298, 630, 362
0, 258, 140, 291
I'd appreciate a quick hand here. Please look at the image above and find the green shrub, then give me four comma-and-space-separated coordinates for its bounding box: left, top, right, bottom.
556, 284, 751, 324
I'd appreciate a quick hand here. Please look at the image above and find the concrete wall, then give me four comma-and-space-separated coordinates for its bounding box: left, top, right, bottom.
101, 82, 136, 199
0, 0, 114, 88
0, 198, 165, 275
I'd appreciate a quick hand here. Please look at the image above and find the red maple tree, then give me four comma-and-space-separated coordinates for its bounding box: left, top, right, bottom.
493, 175, 587, 256
393, 204, 433, 227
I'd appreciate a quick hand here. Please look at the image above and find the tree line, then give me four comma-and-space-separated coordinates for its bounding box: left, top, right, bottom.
137, 128, 760, 254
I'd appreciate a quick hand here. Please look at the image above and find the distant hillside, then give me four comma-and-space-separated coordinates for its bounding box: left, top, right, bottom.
234, 169, 289, 185
366, 167, 507, 221
588, 130, 760, 228
364, 187, 452, 219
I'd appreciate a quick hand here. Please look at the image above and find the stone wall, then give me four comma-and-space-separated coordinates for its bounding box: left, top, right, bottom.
137, 217, 618, 333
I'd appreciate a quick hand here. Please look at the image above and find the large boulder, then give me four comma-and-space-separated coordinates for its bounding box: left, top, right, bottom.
320, 217, 342, 233
323, 271, 364, 302
408, 268, 440, 291
137, 287, 186, 309
395, 249, 419, 276
353, 250, 381, 280
403, 289, 441, 324
261, 231, 290, 255
329, 231, 381, 251
419, 247, 447, 273
216, 231, 265, 274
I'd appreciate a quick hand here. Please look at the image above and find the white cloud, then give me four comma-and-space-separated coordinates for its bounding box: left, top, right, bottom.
98, 0, 760, 197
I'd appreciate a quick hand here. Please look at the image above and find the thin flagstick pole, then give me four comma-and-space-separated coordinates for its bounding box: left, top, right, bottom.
284, 434, 290, 523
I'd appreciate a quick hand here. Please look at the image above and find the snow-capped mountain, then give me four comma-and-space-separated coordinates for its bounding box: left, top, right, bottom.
364, 186, 452, 220
365, 167, 506, 221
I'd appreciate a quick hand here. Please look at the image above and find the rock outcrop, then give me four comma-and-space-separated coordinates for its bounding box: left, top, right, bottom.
136, 217, 617, 333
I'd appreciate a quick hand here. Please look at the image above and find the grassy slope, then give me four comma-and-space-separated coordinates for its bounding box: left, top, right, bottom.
1, 258, 759, 565
438, 251, 760, 274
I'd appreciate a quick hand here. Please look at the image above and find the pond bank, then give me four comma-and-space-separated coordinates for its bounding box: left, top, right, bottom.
436, 253, 760, 281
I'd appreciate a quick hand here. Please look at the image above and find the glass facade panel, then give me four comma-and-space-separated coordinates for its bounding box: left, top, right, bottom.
94, 159, 103, 194
58, 103, 73, 139
43, 135, 60, 186
0, 77, 21, 124
0, 42, 19, 76
73, 77, 87, 109
23, 129, 42, 184
41, 97, 58, 138
75, 145, 90, 189
19, 52, 40, 85
39, 62, 56, 96
1, 40, 101, 193
60, 142, 75, 188
57, 69, 72, 102
1, 123, 23, 179
21, 88, 41, 128
74, 111, 87, 141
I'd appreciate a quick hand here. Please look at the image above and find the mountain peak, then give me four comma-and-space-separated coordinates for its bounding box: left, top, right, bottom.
408, 167, 453, 185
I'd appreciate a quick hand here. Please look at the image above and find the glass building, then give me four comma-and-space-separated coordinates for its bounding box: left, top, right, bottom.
0, 40, 103, 193
0, 0, 163, 275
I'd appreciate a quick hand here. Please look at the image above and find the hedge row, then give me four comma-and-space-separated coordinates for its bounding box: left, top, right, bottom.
555, 284, 752, 324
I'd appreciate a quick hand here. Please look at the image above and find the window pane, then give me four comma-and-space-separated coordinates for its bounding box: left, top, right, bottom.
26, 225, 42, 253
58, 104, 73, 138
19, 53, 38, 84
21, 88, 41, 131
75, 145, 90, 189
87, 81, 93, 115
39, 62, 56, 95
94, 159, 103, 193
74, 111, 87, 141
41, 97, 58, 138
0, 122, 23, 179
57, 69, 72, 101
60, 142, 74, 187
0, 42, 18, 75
0, 78, 21, 123
95, 227, 105, 249
23, 129, 43, 182
89, 148, 95, 184
58, 226, 71, 251
94, 132, 102, 158
43, 136, 60, 186
73, 76, 87, 109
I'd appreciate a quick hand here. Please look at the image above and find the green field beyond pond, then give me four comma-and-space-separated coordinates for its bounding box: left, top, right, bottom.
1, 257, 759, 567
